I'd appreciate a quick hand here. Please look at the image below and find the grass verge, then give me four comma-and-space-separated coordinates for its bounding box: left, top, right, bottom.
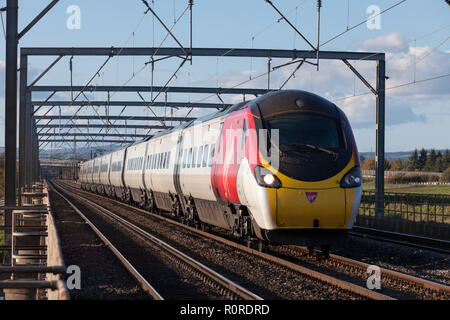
363, 183, 450, 195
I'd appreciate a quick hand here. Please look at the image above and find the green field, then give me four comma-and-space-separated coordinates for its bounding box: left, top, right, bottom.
360, 184, 450, 224
363, 182, 450, 195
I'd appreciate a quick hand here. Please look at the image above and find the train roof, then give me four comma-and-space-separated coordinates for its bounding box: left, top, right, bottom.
251, 89, 340, 119
82, 90, 341, 164
147, 99, 253, 140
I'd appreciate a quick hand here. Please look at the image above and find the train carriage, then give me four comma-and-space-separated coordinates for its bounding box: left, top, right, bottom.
98, 153, 112, 195
143, 131, 178, 212
123, 141, 147, 204
91, 157, 102, 193
83, 159, 95, 191
109, 148, 127, 199
79, 90, 362, 249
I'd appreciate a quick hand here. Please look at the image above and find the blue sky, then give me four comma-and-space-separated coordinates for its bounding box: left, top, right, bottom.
0, 0, 449, 153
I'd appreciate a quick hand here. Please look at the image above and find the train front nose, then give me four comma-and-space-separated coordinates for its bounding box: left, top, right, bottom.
275, 187, 347, 229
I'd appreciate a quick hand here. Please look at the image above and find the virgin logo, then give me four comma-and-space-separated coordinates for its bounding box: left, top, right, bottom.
305, 192, 318, 204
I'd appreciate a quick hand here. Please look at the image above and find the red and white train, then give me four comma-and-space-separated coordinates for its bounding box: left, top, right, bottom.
79, 90, 362, 248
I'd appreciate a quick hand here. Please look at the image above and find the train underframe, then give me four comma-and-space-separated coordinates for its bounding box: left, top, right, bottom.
80, 182, 348, 253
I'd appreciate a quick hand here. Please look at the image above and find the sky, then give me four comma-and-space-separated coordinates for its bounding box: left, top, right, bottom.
0, 0, 449, 153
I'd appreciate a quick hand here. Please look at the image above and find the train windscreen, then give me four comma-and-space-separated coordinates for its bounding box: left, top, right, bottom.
267, 113, 340, 150
265, 111, 353, 182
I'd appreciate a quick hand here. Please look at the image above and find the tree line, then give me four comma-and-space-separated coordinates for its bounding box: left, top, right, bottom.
361, 149, 450, 173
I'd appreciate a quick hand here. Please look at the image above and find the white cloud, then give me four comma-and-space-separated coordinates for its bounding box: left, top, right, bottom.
197, 33, 448, 129
273, 33, 448, 128
354, 32, 408, 52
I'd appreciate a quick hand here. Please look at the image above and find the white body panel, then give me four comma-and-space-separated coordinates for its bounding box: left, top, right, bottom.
109, 149, 126, 188
79, 162, 85, 183
144, 133, 177, 194
99, 154, 112, 186
92, 157, 102, 185
85, 160, 93, 184
238, 158, 275, 230
123, 142, 147, 191
346, 185, 363, 229
83, 160, 92, 184
178, 119, 223, 201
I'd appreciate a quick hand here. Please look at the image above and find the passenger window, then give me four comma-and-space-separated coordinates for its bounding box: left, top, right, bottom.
167, 151, 171, 168
182, 149, 187, 168
166, 152, 169, 168
202, 145, 209, 167
192, 147, 197, 168
163, 152, 167, 169
187, 148, 192, 168
197, 146, 203, 168
208, 144, 215, 167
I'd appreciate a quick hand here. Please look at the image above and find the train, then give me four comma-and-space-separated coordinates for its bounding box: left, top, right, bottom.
79, 90, 362, 250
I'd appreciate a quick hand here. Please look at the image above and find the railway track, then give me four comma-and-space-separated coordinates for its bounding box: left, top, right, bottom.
58, 180, 450, 299
350, 227, 450, 255
49, 180, 262, 300
50, 185, 162, 300
277, 246, 450, 299
53, 180, 397, 300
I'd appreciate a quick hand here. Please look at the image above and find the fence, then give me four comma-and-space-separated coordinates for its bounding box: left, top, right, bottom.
359, 191, 450, 224
0, 182, 69, 300
362, 170, 442, 178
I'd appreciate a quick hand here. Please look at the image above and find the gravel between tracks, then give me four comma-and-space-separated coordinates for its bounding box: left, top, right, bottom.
63, 181, 450, 300
333, 236, 449, 286
55, 188, 239, 300
49, 190, 149, 300
57, 182, 370, 300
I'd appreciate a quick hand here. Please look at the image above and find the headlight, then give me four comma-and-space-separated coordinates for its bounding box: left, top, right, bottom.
340, 166, 362, 188
254, 166, 282, 188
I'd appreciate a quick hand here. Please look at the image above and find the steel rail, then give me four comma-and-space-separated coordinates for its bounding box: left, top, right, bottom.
48, 182, 163, 300
56, 181, 394, 300
350, 226, 450, 255
287, 245, 450, 299
52, 181, 262, 301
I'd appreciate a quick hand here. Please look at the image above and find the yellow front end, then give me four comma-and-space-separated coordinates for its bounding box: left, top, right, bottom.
263, 155, 357, 230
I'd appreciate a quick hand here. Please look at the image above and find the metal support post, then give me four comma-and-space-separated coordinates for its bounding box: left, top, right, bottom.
32, 120, 39, 183
375, 59, 386, 217
19, 54, 28, 191
4, 0, 18, 264
25, 91, 33, 187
